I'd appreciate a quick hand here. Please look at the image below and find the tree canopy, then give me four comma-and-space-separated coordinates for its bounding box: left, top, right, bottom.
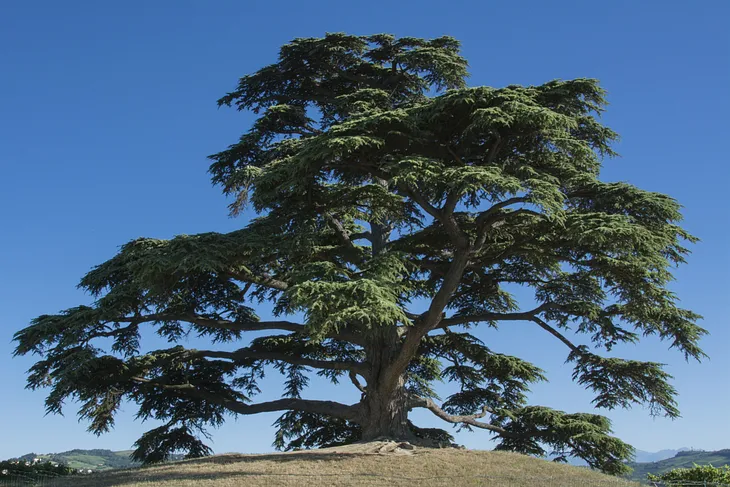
14, 33, 706, 476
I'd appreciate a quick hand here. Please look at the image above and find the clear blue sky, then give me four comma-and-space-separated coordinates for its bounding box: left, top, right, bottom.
1, 0, 728, 460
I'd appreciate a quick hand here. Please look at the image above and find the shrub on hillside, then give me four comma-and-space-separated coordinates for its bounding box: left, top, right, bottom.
648, 464, 730, 484
0, 459, 76, 481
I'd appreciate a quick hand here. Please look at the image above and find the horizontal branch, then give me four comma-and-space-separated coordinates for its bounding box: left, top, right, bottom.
224, 397, 359, 419
474, 197, 535, 249
186, 315, 304, 333
185, 316, 303, 333
350, 231, 372, 242
96, 313, 366, 347
437, 304, 583, 354
226, 270, 289, 291
438, 302, 562, 329
131, 377, 360, 420
410, 396, 512, 436
193, 348, 369, 376
107, 314, 304, 334
475, 197, 529, 228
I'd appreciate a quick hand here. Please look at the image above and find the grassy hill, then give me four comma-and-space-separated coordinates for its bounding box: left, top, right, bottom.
46, 442, 638, 487
628, 449, 730, 482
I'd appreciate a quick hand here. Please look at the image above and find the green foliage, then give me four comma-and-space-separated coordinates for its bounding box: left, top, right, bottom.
628, 450, 730, 482
495, 407, 634, 476
0, 460, 75, 480
273, 412, 362, 451
647, 463, 730, 484
13, 32, 705, 475
131, 424, 214, 464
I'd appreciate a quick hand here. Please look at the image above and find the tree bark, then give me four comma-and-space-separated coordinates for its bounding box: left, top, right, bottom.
360, 374, 412, 440
359, 328, 413, 441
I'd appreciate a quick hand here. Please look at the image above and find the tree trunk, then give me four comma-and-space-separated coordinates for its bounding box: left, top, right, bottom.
360, 216, 414, 441
360, 375, 412, 440
359, 328, 414, 441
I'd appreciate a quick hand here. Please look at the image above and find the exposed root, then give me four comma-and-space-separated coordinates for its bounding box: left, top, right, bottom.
314, 438, 465, 456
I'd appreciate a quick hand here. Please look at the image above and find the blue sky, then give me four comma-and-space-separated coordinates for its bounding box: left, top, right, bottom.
1, 0, 728, 460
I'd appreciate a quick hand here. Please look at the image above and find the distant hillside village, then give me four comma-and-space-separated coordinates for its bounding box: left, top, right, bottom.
2, 448, 187, 474
3, 449, 137, 474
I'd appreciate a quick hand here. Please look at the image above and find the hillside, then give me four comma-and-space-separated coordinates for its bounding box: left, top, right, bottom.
628, 449, 730, 482
14, 449, 183, 472
13, 449, 137, 471
633, 448, 689, 464
46, 442, 637, 487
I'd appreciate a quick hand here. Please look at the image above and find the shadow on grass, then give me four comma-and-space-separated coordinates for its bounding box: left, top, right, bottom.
54, 469, 460, 487
51, 453, 393, 487
56, 470, 372, 487
183, 451, 359, 465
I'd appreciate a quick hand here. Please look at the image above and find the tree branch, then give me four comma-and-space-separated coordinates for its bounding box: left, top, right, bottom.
100, 313, 365, 347
131, 377, 360, 420
410, 396, 512, 436
192, 348, 369, 376
324, 213, 357, 249
528, 316, 582, 354
350, 231, 372, 242
349, 370, 367, 394
224, 397, 360, 419
397, 183, 468, 249
435, 304, 583, 354
485, 132, 502, 166
475, 197, 529, 227
441, 147, 463, 215
437, 302, 562, 329
443, 190, 461, 217
473, 197, 533, 248
227, 271, 289, 291
386, 252, 470, 390
445, 145, 465, 166
109, 314, 304, 334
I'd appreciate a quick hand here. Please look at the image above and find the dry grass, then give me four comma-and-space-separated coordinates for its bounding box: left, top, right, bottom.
50, 442, 641, 487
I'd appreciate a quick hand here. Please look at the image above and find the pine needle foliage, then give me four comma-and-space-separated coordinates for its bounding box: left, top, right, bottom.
14, 33, 705, 476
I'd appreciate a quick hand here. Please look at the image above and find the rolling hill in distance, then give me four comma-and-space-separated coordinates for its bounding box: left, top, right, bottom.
633, 448, 689, 463
11, 449, 183, 471
627, 449, 730, 482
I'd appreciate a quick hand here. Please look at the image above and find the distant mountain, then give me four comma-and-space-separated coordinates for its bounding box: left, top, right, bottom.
633, 448, 689, 463
628, 449, 730, 482
544, 448, 686, 468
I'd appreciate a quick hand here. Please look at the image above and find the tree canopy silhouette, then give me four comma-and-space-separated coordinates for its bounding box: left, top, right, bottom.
14, 33, 706, 475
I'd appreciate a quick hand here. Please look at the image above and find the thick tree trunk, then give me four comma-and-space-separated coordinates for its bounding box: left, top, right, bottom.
359, 328, 414, 441
359, 216, 415, 441
360, 375, 411, 440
